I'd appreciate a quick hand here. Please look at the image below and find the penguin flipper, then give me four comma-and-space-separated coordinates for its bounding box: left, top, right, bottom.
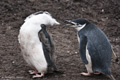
41, 24, 55, 54
38, 24, 57, 71
79, 35, 88, 64
41, 24, 54, 48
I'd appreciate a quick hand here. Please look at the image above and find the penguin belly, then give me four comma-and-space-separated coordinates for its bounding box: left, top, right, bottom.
19, 33, 48, 73
24, 45, 48, 73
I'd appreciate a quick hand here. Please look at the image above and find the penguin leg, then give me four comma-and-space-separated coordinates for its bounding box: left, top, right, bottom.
28, 65, 38, 74
28, 70, 38, 74
32, 72, 45, 78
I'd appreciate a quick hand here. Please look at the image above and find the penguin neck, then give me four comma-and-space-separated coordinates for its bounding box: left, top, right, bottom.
76, 23, 86, 31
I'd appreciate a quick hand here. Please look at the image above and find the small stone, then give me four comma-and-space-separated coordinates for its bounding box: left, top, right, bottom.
7, 26, 12, 30
101, 9, 104, 12
12, 61, 15, 64
67, 51, 70, 53
75, 52, 78, 54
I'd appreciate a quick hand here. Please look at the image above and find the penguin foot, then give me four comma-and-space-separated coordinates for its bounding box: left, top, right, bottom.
32, 73, 44, 78
81, 72, 92, 77
28, 70, 37, 74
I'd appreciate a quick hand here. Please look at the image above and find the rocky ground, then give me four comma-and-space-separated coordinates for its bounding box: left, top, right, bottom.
0, 0, 120, 80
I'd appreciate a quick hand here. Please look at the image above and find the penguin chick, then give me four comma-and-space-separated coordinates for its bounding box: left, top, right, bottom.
18, 11, 60, 78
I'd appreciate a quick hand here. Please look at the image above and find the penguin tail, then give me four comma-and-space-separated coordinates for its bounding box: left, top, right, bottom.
107, 74, 116, 80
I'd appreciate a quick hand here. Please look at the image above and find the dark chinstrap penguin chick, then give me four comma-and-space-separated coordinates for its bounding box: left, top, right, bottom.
66, 18, 116, 80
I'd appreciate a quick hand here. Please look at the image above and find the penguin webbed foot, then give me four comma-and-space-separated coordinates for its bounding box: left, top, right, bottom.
28, 70, 45, 78
32, 72, 44, 78
81, 72, 101, 77
81, 72, 92, 77
28, 70, 37, 74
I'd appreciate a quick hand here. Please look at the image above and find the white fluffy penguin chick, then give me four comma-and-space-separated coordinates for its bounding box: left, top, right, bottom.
18, 11, 60, 78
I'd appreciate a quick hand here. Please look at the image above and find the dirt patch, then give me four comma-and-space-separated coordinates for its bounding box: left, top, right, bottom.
0, 0, 120, 80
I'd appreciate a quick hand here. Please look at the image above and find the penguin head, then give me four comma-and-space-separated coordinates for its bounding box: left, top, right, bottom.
66, 18, 89, 31
24, 11, 60, 26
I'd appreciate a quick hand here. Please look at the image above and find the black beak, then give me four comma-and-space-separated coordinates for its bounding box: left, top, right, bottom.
65, 20, 71, 23
65, 20, 76, 25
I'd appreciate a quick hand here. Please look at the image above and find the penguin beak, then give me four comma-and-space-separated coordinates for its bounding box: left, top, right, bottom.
65, 20, 79, 28
65, 20, 76, 25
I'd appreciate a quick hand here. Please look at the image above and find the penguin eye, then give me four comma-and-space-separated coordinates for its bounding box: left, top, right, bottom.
77, 24, 82, 27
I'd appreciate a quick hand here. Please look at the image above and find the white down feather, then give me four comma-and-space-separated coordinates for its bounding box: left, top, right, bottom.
18, 11, 60, 73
